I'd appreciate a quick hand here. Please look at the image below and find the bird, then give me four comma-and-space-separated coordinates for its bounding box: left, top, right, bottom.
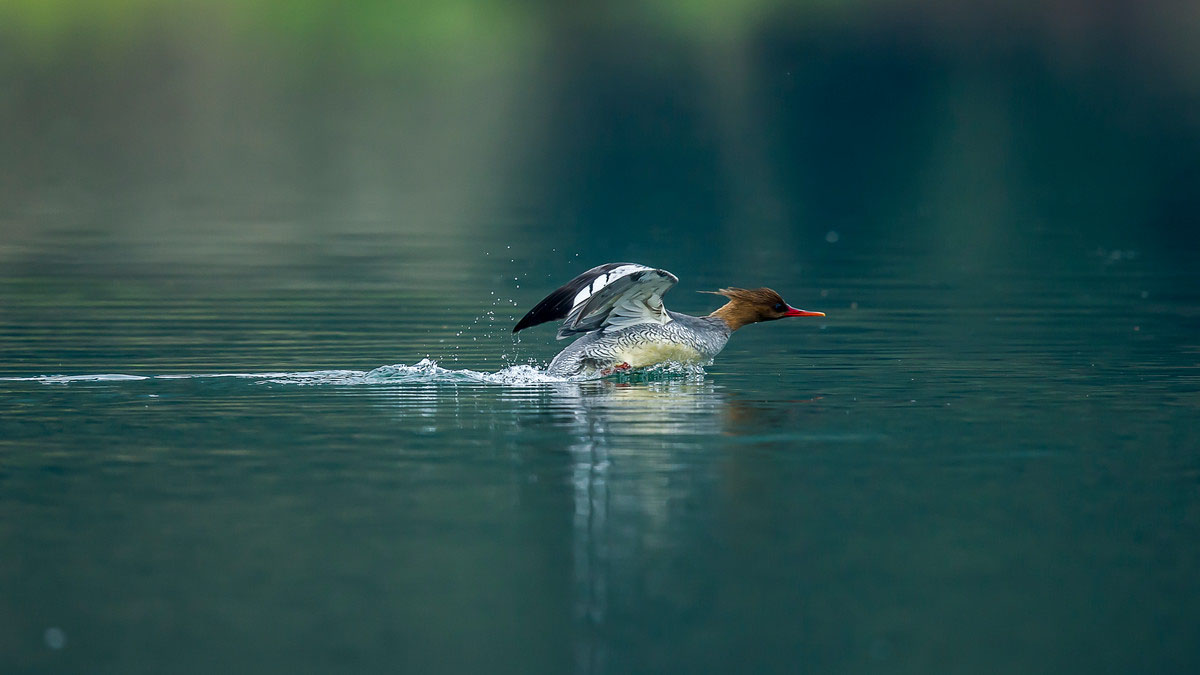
513, 263, 824, 377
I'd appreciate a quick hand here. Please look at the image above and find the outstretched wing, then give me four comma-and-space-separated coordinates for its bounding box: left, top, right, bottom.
513, 263, 679, 339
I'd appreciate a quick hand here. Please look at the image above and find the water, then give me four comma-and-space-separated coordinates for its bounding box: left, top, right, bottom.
4, 8, 1200, 672
4, 218, 1198, 673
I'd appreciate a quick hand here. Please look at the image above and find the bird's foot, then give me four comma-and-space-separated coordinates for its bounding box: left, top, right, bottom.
599, 362, 632, 377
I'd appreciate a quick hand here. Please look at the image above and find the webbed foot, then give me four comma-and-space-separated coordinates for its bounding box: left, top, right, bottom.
599, 362, 632, 377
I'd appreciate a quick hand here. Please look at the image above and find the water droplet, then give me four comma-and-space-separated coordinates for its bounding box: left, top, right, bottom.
825, 230, 839, 244
44, 627, 65, 650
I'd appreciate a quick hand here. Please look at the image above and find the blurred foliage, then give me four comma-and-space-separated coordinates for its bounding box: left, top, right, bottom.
0, 0, 537, 66
2, 0, 1198, 97
1, 0, 1196, 273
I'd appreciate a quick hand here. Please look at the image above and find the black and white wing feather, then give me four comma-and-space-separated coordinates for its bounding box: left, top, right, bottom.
513, 263, 679, 339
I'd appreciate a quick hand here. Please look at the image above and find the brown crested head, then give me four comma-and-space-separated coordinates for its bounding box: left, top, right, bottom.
705, 287, 824, 331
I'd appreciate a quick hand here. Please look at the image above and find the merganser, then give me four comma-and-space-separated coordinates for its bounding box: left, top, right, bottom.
514, 263, 824, 377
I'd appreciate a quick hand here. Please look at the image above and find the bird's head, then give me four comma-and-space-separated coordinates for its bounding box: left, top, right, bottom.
706, 287, 824, 330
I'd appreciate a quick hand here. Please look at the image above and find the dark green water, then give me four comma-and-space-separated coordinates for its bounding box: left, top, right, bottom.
4, 218, 1198, 673
4, 6, 1200, 673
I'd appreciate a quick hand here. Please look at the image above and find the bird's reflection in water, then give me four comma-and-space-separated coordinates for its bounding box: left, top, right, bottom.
551, 377, 726, 437
354, 375, 729, 674
550, 379, 727, 674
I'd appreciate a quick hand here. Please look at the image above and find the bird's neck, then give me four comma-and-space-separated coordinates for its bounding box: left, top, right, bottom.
709, 301, 759, 331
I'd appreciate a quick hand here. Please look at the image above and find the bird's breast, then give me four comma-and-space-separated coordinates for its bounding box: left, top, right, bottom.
612, 340, 705, 369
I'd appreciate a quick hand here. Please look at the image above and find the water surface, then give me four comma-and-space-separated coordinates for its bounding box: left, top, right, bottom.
3, 217, 1198, 673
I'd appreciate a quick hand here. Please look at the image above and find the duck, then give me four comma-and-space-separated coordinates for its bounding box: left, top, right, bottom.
514, 263, 824, 377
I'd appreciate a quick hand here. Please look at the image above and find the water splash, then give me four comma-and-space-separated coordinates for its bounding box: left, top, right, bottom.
267, 359, 567, 386
1, 359, 706, 387
1, 373, 153, 383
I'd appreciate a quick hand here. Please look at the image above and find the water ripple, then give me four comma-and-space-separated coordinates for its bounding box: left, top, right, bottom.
1, 358, 707, 387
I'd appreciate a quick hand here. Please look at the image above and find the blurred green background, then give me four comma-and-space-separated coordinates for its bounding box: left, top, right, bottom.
3, 0, 1197, 268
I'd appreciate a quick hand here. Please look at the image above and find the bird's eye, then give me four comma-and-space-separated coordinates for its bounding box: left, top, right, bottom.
773, 303, 785, 312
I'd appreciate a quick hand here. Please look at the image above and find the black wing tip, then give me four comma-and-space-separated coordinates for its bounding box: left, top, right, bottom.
513, 296, 567, 333
513, 311, 542, 333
